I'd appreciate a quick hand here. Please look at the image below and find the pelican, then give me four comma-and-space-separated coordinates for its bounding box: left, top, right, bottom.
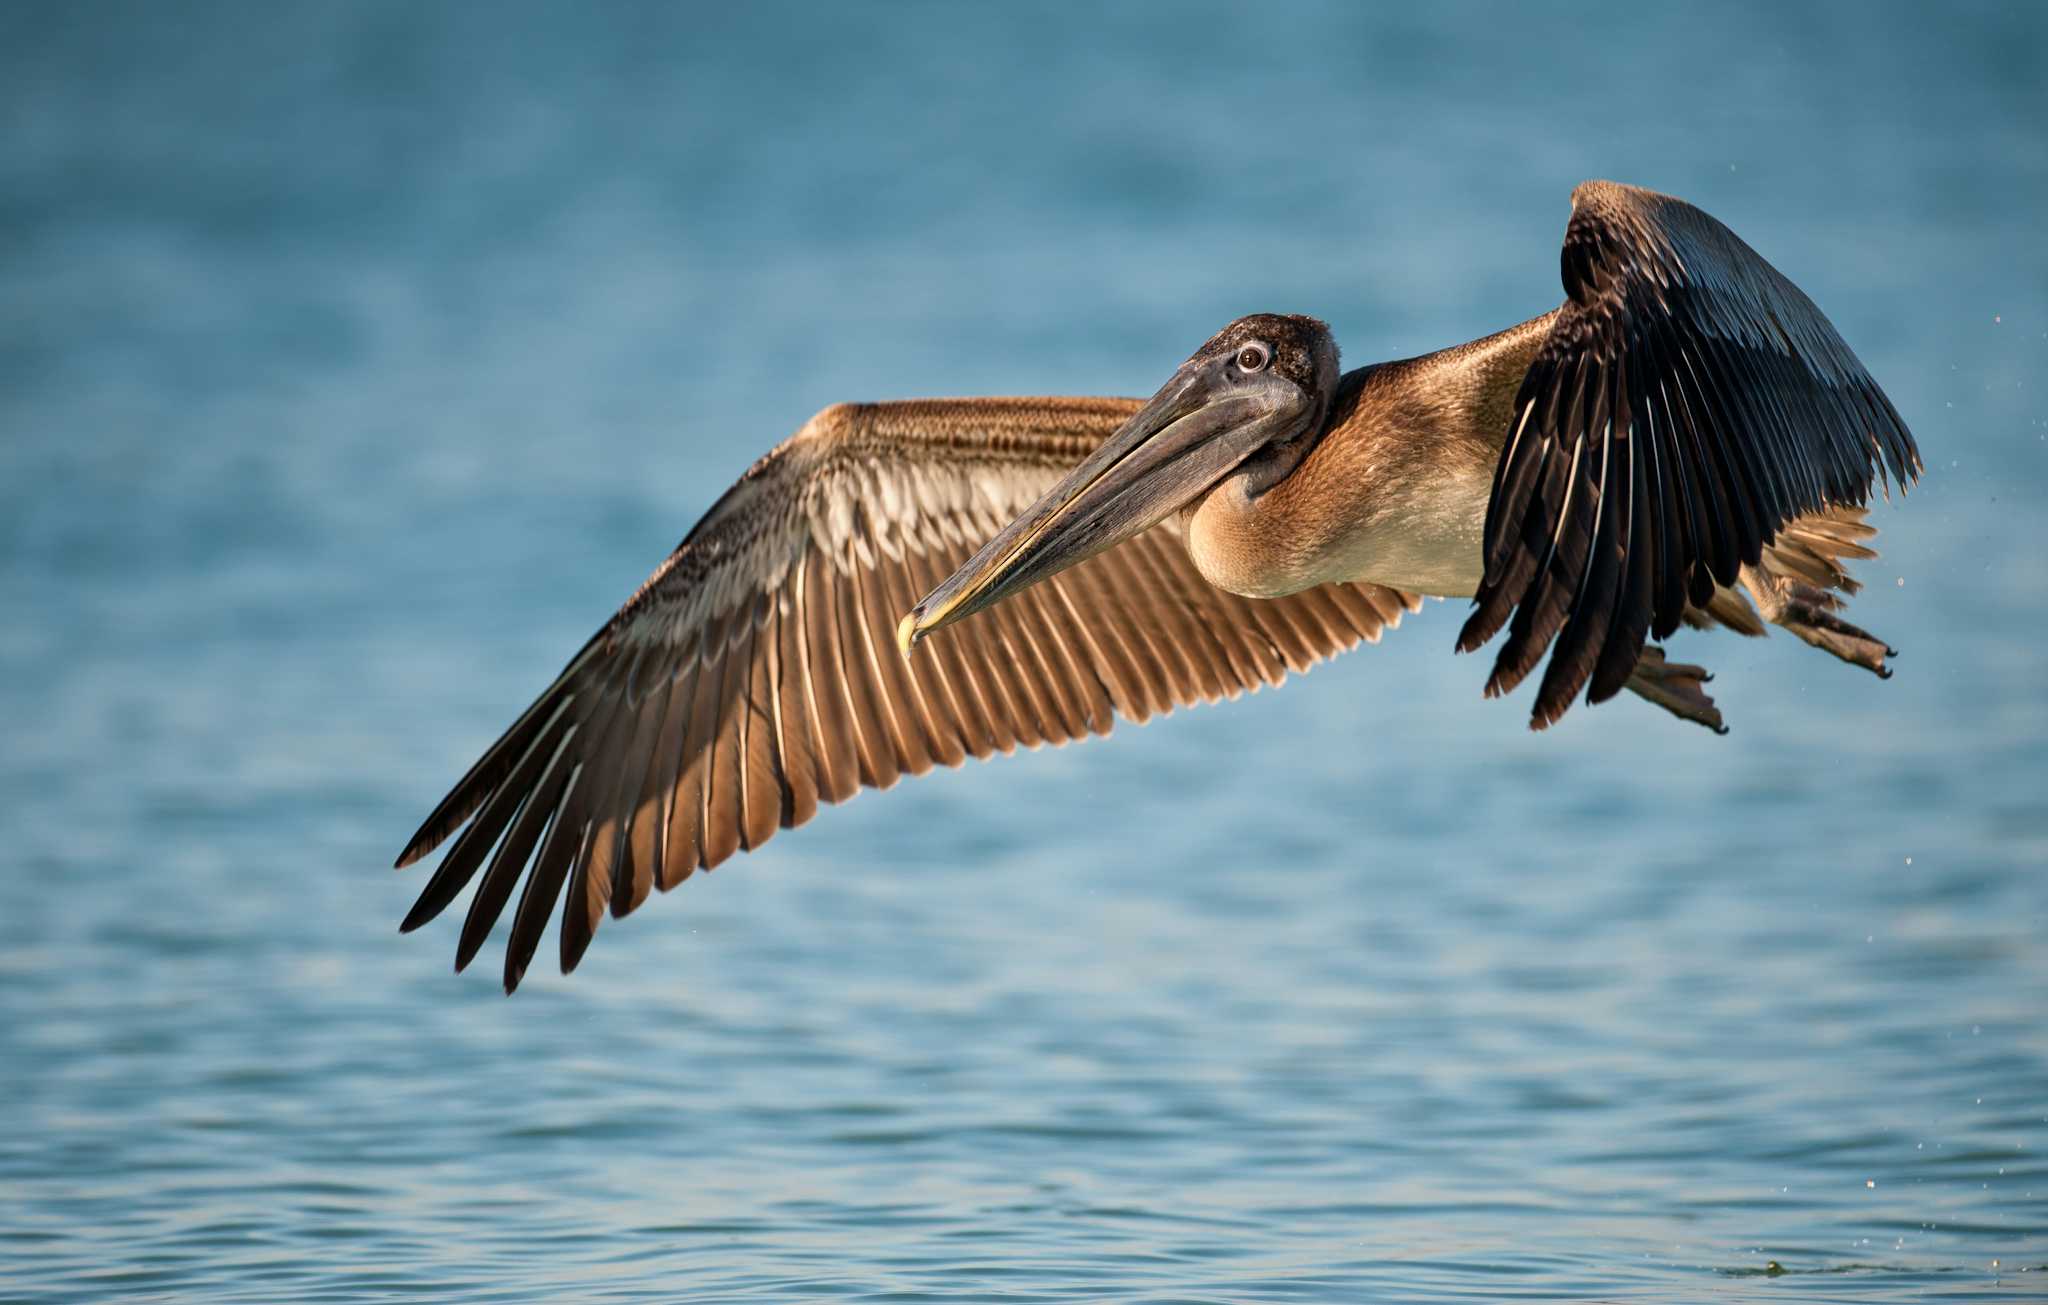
396, 181, 1921, 991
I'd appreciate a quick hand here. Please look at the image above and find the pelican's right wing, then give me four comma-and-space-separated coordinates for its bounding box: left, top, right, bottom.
395, 397, 1421, 990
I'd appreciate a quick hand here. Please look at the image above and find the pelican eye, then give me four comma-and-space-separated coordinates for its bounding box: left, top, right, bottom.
1236, 342, 1272, 372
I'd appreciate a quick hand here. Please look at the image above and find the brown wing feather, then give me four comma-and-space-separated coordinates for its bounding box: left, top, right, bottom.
398, 398, 1420, 989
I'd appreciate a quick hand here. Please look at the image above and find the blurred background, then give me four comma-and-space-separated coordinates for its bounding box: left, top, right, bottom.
2, 1, 2043, 1299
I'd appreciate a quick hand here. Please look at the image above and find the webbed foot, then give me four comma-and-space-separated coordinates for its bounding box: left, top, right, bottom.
1771, 582, 1894, 677
1625, 645, 1727, 734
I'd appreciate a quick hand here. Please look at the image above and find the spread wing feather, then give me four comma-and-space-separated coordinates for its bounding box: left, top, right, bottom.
1458, 181, 1919, 727
397, 397, 1422, 990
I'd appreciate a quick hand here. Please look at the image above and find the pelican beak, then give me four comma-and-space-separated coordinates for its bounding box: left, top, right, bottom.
898, 357, 1307, 655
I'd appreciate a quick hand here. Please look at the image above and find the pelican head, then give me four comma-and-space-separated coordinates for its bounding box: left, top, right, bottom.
898, 313, 1339, 653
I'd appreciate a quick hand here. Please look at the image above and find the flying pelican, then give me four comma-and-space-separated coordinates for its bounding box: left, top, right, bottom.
396, 181, 1920, 991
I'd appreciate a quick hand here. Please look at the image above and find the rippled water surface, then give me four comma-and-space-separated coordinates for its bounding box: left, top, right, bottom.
4, 2, 2045, 1299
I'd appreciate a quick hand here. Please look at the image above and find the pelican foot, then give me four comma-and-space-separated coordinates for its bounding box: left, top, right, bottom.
1771, 583, 1893, 677
1624, 645, 1727, 734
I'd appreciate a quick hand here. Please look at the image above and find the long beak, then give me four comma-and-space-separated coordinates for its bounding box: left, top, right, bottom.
897, 360, 1305, 655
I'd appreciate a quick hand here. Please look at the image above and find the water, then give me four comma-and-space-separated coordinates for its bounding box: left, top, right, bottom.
3, 2, 2044, 1298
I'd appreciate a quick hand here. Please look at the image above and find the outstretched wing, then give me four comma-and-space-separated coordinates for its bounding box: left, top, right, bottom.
397, 397, 1422, 990
1458, 180, 1920, 728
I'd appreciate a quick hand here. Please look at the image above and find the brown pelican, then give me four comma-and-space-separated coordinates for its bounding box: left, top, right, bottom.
395, 181, 1920, 991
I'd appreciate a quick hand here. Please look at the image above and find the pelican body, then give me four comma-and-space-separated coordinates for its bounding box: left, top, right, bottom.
396, 182, 1921, 990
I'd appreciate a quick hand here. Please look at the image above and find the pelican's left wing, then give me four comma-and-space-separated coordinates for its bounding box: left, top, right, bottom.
1458, 180, 1919, 727
396, 398, 1421, 990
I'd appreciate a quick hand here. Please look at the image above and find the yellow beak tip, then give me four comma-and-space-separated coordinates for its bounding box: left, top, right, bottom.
894, 611, 922, 659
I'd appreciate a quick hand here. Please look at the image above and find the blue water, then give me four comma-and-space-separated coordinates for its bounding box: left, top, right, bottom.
4, 2, 2045, 1299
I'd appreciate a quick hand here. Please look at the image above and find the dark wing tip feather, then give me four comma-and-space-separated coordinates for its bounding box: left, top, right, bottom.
393, 629, 610, 869
1463, 182, 1919, 727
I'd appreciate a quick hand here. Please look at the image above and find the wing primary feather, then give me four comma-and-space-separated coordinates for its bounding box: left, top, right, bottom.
1461, 349, 1591, 656
1867, 377, 1922, 489
845, 531, 933, 778
455, 723, 576, 974
1326, 584, 1400, 645
828, 548, 900, 787
562, 697, 656, 970
530, 677, 639, 975
667, 619, 726, 882
1087, 544, 1186, 713
1060, 549, 1170, 720
699, 618, 747, 871
1633, 325, 1721, 596
616, 664, 682, 919
943, 612, 1028, 754
393, 636, 602, 868
1755, 342, 1832, 503
1681, 331, 1779, 558
799, 550, 863, 803
953, 520, 1053, 746
1768, 341, 1839, 505
786, 551, 843, 804
1483, 382, 1551, 579
1285, 585, 1360, 655
1136, 535, 1241, 699
1592, 419, 1656, 703
1016, 577, 1116, 733
1658, 364, 1733, 606
980, 576, 1069, 743
1242, 584, 1322, 676
503, 762, 590, 993
400, 695, 574, 933
1488, 367, 1598, 697
651, 656, 703, 891
873, 549, 970, 765
1531, 365, 1624, 726
903, 537, 1012, 753
1670, 341, 1758, 583
1128, 530, 1241, 694
769, 579, 824, 826
988, 584, 1067, 743
1042, 568, 1145, 721
736, 608, 785, 852
968, 499, 1093, 740
1716, 330, 1810, 514
1593, 366, 1655, 702
1634, 353, 1688, 641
